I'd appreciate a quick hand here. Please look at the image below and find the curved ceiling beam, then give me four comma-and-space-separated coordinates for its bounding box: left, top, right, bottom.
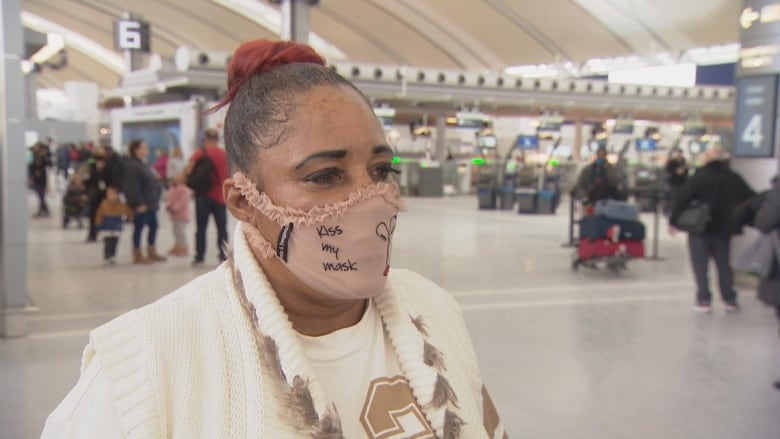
72, 0, 201, 49
571, 0, 676, 54
210, 0, 346, 60
21, 11, 125, 73
482, 0, 572, 61
368, 0, 505, 70
317, 6, 408, 65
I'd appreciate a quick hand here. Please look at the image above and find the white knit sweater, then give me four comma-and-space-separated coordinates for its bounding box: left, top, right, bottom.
64, 225, 502, 438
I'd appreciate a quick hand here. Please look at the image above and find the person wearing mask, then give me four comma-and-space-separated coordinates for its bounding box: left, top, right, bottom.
574, 146, 619, 206
166, 146, 186, 184
29, 142, 52, 218
187, 128, 229, 265
670, 145, 755, 313
122, 139, 167, 264
42, 39, 507, 439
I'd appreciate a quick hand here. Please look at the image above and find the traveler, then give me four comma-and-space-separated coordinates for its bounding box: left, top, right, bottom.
42, 39, 507, 439
164, 175, 193, 257
665, 147, 688, 214
574, 146, 620, 206
752, 177, 780, 390
166, 146, 186, 184
670, 145, 755, 313
84, 147, 123, 242
93, 187, 134, 265
29, 142, 52, 218
187, 128, 229, 265
122, 139, 167, 264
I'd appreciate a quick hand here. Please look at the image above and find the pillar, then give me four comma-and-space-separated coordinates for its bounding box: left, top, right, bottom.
1, 0, 29, 337
277, 0, 319, 43
435, 114, 447, 163
573, 117, 583, 162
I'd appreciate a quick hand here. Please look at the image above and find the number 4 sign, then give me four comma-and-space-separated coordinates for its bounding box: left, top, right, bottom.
734, 75, 777, 158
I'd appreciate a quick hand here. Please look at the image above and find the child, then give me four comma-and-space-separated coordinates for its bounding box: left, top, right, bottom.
164, 175, 193, 256
94, 187, 134, 264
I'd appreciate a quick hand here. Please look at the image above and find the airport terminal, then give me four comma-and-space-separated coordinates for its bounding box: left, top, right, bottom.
1, 0, 780, 437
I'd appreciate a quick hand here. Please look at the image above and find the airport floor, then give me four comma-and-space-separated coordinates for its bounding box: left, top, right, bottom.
2, 191, 780, 439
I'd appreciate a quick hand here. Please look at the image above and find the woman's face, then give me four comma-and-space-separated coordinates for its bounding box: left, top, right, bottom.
252, 85, 395, 210
137, 142, 149, 160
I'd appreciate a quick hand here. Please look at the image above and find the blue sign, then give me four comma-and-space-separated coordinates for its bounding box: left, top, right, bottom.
635, 138, 657, 151
515, 135, 539, 149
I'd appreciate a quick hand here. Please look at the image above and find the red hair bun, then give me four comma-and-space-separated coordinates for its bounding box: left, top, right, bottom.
214, 39, 325, 111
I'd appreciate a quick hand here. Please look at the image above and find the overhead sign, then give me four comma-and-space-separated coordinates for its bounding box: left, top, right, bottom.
734, 75, 777, 157
114, 19, 151, 52
635, 138, 657, 152
515, 135, 539, 150
739, 1, 780, 76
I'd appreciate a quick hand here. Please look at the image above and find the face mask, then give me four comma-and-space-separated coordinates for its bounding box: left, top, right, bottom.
233, 172, 406, 300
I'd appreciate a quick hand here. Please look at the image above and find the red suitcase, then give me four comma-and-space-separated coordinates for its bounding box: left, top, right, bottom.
577, 239, 644, 260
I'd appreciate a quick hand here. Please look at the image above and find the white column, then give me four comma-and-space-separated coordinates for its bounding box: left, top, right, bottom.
0, 0, 29, 337
279, 0, 318, 43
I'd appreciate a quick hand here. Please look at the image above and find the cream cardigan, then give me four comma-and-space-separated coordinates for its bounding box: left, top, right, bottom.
71, 225, 504, 438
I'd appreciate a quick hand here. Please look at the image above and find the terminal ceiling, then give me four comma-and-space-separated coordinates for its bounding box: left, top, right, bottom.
23, 0, 739, 94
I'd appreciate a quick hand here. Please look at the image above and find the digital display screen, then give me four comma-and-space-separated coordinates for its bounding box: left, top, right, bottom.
515, 135, 539, 149
635, 138, 657, 151
478, 135, 497, 148
612, 120, 635, 134
122, 119, 181, 163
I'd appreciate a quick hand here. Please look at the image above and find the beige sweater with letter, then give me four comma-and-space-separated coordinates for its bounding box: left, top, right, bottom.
52, 225, 506, 438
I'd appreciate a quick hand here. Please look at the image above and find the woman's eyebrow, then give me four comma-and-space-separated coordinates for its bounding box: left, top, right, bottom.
294, 150, 347, 170
373, 145, 393, 155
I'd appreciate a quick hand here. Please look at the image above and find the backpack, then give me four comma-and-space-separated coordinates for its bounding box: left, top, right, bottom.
186, 149, 215, 195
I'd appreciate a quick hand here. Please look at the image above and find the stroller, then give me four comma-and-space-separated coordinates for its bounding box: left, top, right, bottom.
62, 176, 89, 229
572, 200, 645, 274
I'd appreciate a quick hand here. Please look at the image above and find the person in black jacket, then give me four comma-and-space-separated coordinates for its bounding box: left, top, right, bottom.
123, 139, 166, 264
664, 148, 688, 214
751, 177, 780, 390
84, 146, 124, 242
670, 146, 756, 313
29, 142, 52, 217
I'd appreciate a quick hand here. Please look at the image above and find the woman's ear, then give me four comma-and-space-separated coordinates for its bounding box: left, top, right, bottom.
223, 178, 254, 223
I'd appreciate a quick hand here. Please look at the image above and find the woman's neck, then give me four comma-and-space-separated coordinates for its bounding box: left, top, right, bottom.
252, 247, 367, 337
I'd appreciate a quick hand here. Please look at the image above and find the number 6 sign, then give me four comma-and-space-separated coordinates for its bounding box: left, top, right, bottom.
113, 19, 150, 52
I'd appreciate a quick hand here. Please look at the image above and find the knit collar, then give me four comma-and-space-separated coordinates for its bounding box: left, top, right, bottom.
230, 222, 465, 438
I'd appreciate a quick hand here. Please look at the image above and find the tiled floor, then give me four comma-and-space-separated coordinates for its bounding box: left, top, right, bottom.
2, 194, 779, 438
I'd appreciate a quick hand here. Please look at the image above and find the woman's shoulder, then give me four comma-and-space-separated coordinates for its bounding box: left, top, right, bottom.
90, 266, 234, 349
387, 269, 462, 316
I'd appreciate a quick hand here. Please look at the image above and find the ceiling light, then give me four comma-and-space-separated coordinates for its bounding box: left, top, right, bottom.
30, 32, 65, 64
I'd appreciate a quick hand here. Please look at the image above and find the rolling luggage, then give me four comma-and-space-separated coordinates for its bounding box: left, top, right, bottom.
594, 200, 639, 221
579, 215, 646, 241
577, 239, 645, 260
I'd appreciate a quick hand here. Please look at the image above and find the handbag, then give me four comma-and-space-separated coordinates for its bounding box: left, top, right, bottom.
675, 201, 711, 234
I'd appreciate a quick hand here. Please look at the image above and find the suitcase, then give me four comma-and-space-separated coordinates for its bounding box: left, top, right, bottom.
594, 200, 639, 221
579, 216, 646, 241
577, 239, 645, 260
516, 188, 537, 214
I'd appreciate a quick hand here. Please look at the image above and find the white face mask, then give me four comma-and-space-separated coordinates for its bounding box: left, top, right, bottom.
233, 172, 406, 300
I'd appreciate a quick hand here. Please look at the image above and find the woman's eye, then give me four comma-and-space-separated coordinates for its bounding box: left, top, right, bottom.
304, 168, 344, 185
372, 164, 402, 181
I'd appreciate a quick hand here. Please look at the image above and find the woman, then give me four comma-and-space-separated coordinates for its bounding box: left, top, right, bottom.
122, 139, 166, 264
42, 40, 506, 438
166, 146, 186, 184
